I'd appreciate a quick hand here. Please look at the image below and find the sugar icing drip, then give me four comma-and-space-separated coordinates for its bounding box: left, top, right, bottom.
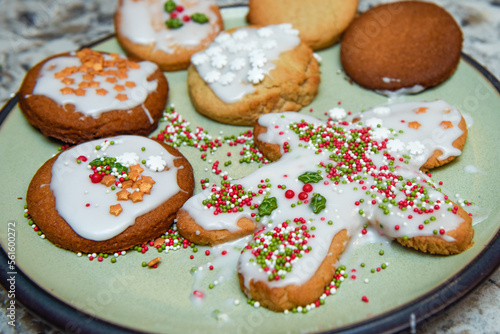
119, 0, 221, 53
32, 50, 159, 118
50, 135, 181, 241
182, 100, 467, 291
191, 24, 301, 103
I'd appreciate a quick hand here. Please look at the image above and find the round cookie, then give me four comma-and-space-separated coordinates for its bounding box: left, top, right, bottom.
19, 49, 168, 144
114, 0, 224, 71
247, 0, 359, 51
27, 135, 194, 254
340, 1, 463, 93
187, 24, 321, 126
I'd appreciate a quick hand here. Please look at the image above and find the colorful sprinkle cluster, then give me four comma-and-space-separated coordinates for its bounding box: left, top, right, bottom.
154, 106, 269, 166
286, 119, 465, 236
202, 180, 256, 215
55, 48, 140, 101
244, 218, 314, 282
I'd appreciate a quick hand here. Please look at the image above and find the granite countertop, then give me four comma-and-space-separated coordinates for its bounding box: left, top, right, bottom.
1, 0, 499, 333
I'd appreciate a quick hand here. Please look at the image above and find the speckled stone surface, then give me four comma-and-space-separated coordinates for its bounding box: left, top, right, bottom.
0, 0, 499, 333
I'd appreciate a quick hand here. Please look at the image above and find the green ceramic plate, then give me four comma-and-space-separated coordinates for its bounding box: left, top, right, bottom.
1, 6, 499, 334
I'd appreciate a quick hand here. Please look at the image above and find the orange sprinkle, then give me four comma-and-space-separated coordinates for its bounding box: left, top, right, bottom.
408, 121, 421, 130
109, 204, 123, 216
129, 191, 144, 203
140, 175, 156, 185
116, 94, 128, 101
66, 66, 78, 75
116, 71, 128, 80
130, 164, 144, 173
96, 88, 108, 96
75, 88, 86, 96
61, 77, 74, 85
106, 77, 118, 84
54, 69, 71, 79
78, 81, 90, 89
89, 81, 100, 88
82, 73, 94, 81
116, 189, 130, 201
125, 81, 136, 88
127, 61, 140, 69
440, 121, 453, 129
114, 84, 125, 92
139, 182, 153, 195
93, 62, 103, 71
60, 87, 74, 95
414, 107, 428, 114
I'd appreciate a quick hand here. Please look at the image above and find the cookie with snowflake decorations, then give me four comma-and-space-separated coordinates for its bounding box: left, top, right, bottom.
177, 100, 473, 311
114, 0, 224, 71
187, 24, 321, 126
27, 135, 194, 254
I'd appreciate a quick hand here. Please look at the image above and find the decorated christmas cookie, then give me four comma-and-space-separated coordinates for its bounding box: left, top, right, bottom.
177, 100, 473, 311
247, 0, 359, 50
19, 49, 168, 144
27, 135, 194, 254
187, 24, 321, 126
115, 0, 224, 71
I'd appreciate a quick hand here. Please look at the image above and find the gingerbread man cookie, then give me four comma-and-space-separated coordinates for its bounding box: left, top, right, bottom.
177, 100, 473, 311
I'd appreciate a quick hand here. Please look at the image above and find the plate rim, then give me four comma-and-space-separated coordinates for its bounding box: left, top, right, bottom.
1, 31, 500, 334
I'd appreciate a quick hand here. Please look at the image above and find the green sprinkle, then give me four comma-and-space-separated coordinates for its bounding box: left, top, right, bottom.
164, 0, 176, 13
166, 18, 183, 29
191, 12, 209, 24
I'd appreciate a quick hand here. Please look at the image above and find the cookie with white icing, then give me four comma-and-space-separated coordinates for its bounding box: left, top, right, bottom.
187, 24, 321, 126
115, 0, 224, 71
340, 1, 463, 94
27, 135, 194, 254
247, 0, 359, 51
177, 100, 473, 311
19, 49, 168, 144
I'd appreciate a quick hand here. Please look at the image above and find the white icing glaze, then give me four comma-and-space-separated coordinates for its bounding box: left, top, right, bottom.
50, 135, 181, 241
356, 100, 464, 168
32, 54, 158, 119
119, 0, 221, 54
191, 24, 300, 103
376, 84, 425, 97
182, 100, 468, 293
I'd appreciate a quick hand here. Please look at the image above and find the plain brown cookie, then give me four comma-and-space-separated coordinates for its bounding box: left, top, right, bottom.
247, 0, 359, 50
114, 0, 224, 71
340, 1, 463, 92
18, 49, 168, 144
187, 27, 321, 126
26, 140, 194, 254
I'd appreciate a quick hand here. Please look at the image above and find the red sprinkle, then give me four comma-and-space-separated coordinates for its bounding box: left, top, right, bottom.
362, 296, 369, 303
